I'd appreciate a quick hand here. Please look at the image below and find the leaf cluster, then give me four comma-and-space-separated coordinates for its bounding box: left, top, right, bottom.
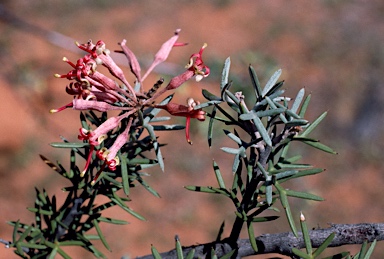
8, 94, 183, 258
185, 57, 338, 255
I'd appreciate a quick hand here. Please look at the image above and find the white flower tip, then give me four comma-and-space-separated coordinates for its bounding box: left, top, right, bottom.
195, 74, 204, 82
300, 212, 305, 221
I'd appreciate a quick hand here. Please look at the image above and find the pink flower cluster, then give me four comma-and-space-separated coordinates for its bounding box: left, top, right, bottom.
51, 30, 209, 184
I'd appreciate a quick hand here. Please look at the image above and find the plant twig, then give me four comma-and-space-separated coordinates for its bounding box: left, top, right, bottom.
136, 223, 384, 259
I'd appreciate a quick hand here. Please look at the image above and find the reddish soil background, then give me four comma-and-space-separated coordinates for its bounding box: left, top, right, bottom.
0, 1, 384, 258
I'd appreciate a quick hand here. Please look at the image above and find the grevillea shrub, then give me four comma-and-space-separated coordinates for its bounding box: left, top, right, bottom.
4, 30, 379, 259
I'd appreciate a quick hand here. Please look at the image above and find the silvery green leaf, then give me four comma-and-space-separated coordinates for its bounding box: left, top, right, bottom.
221, 57, 231, 90
262, 69, 282, 97
291, 88, 305, 114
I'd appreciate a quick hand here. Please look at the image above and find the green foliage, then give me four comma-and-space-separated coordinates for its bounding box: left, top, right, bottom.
8, 93, 183, 258
187, 58, 336, 249
7, 53, 376, 258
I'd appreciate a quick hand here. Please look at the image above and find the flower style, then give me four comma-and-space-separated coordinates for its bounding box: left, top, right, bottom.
155, 98, 205, 144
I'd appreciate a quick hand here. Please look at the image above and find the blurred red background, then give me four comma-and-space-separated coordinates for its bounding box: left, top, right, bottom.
0, 1, 383, 258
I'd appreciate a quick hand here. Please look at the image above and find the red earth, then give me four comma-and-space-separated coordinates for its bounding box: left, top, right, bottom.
0, 1, 384, 258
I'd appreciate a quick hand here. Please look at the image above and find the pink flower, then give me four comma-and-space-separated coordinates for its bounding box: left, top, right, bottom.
156, 98, 205, 144
166, 43, 210, 90
77, 40, 136, 97
142, 29, 187, 81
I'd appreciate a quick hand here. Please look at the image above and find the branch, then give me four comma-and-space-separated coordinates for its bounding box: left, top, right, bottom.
136, 223, 384, 258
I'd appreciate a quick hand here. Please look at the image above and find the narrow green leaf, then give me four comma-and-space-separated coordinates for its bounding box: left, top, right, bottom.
221, 147, 240, 155
292, 248, 311, 259
76, 233, 106, 258
184, 186, 230, 196
58, 240, 86, 246
175, 236, 183, 259
256, 89, 285, 108
92, 201, 115, 214
302, 140, 337, 154
50, 142, 90, 148
358, 241, 368, 259
93, 219, 111, 251
224, 89, 240, 106
247, 221, 258, 252
144, 94, 174, 123
15, 242, 24, 256
193, 100, 222, 109
153, 124, 185, 131
262, 69, 282, 97
256, 162, 268, 178
12, 220, 19, 242
265, 181, 273, 206
364, 239, 377, 259
291, 88, 305, 114
300, 213, 312, 255
252, 216, 279, 222
144, 123, 164, 171
136, 176, 161, 198
286, 119, 309, 127
27, 208, 53, 216
240, 108, 287, 120
221, 57, 231, 90
185, 249, 195, 259
213, 160, 226, 189
16, 241, 46, 249
300, 111, 327, 137
313, 232, 335, 258
298, 94, 311, 118
278, 168, 323, 183
98, 217, 128, 225
223, 130, 242, 145
84, 235, 101, 240
252, 115, 272, 146
285, 189, 324, 201
208, 105, 217, 147
276, 163, 312, 169
275, 182, 297, 236
126, 158, 157, 165
102, 175, 122, 187
202, 89, 222, 101
284, 109, 301, 119
53, 246, 73, 259
249, 65, 262, 99
149, 116, 171, 122
211, 247, 218, 259
17, 225, 33, 242
110, 197, 146, 221
232, 153, 241, 175
220, 249, 237, 259
216, 221, 225, 242
274, 170, 298, 180
120, 155, 130, 196
47, 246, 58, 259
151, 245, 162, 259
